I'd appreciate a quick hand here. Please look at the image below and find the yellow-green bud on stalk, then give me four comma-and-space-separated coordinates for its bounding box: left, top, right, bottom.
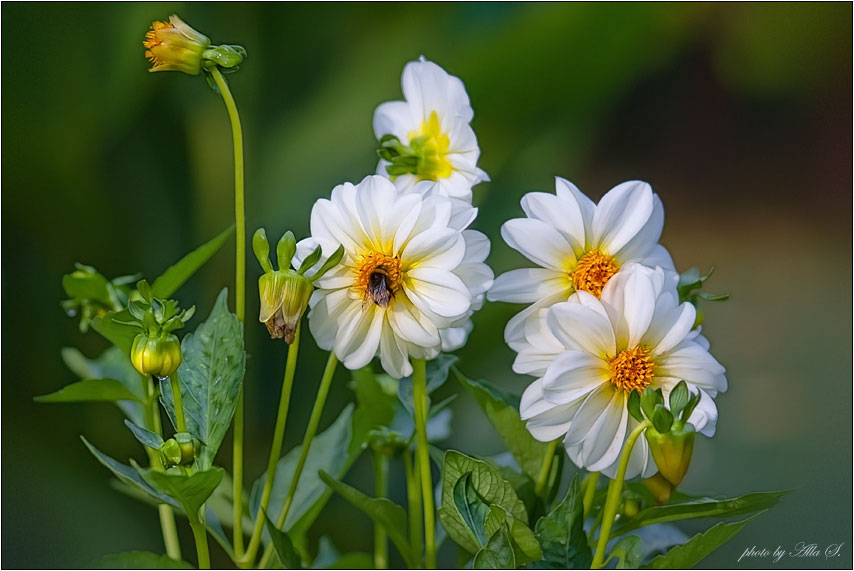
645, 423, 695, 487
643, 472, 674, 504
160, 438, 184, 468
253, 228, 344, 344
131, 333, 182, 378
143, 14, 246, 76
159, 433, 198, 468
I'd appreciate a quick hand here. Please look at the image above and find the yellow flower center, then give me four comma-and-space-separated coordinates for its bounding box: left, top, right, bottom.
571, 250, 619, 298
354, 252, 402, 307
143, 20, 173, 64
609, 346, 654, 392
408, 111, 453, 181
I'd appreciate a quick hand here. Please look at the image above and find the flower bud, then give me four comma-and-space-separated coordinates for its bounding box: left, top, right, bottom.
143, 15, 210, 75
159, 438, 183, 468
643, 472, 674, 504
645, 422, 696, 487
174, 432, 199, 465
131, 332, 182, 377
258, 271, 312, 344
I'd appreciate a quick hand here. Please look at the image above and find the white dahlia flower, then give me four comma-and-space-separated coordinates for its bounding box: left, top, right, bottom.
296, 175, 492, 378
373, 57, 489, 203
488, 177, 676, 351
515, 264, 726, 479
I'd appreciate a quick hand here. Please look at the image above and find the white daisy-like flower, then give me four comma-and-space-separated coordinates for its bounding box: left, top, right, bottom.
296, 175, 492, 378
373, 57, 489, 203
488, 177, 676, 351
516, 264, 726, 479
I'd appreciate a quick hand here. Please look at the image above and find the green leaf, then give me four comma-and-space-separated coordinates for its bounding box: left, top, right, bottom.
533, 475, 591, 569
318, 471, 417, 569
124, 419, 164, 449
94, 551, 192, 569
34, 378, 141, 404
351, 367, 396, 449
644, 513, 764, 569
454, 473, 492, 546
264, 512, 302, 569
135, 462, 224, 520
454, 370, 551, 484
484, 505, 542, 565
151, 225, 234, 298
474, 521, 516, 570
250, 404, 354, 534
613, 490, 788, 535
91, 310, 140, 354
161, 289, 245, 470
81, 436, 177, 508
605, 536, 643, 569
438, 450, 527, 555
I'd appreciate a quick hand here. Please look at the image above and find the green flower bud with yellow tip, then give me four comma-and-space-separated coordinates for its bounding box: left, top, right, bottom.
253, 228, 344, 344
143, 15, 210, 75
131, 332, 182, 378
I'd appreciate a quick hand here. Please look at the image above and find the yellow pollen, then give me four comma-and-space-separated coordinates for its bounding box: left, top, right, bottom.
143, 20, 173, 63
609, 346, 655, 392
407, 111, 453, 181
571, 250, 619, 298
354, 252, 403, 307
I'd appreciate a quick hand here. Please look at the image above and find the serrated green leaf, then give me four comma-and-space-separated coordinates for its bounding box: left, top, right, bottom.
454, 370, 551, 484
81, 436, 177, 508
474, 521, 516, 570
533, 475, 591, 569
34, 378, 141, 404
318, 471, 416, 569
439, 450, 527, 555
484, 505, 542, 564
605, 535, 643, 569
161, 289, 245, 470
264, 512, 302, 569
644, 513, 764, 569
454, 473, 492, 546
94, 551, 192, 569
613, 490, 788, 536
151, 225, 234, 298
135, 463, 223, 520
124, 419, 164, 449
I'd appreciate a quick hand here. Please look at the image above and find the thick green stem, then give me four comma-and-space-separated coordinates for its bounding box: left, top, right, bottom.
534, 439, 560, 497
582, 471, 601, 517
209, 66, 247, 557
158, 504, 182, 560
190, 515, 211, 570
412, 358, 436, 569
259, 352, 339, 568
590, 420, 651, 569
241, 326, 302, 566
169, 373, 187, 433
373, 452, 389, 569
404, 448, 423, 565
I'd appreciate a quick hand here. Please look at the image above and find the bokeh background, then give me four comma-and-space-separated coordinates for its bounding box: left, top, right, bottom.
2, 2, 851, 569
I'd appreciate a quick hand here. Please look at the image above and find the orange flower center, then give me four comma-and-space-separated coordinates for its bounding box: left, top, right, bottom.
143, 20, 173, 63
609, 346, 655, 392
354, 252, 402, 307
571, 250, 619, 298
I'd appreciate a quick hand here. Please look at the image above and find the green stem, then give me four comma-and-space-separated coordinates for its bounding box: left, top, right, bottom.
412, 358, 436, 569
190, 516, 211, 570
209, 65, 247, 558
582, 472, 600, 517
143, 375, 182, 560
404, 448, 423, 565
169, 372, 187, 433
241, 325, 302, 567
373, 452, 389, 569
259, 352, 339, 568
590, 420, 651, 569
534, 439, 560, 497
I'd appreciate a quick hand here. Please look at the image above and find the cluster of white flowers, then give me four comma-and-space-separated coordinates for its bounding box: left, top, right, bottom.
490, 179, 727, 478
297, 57, 726, 477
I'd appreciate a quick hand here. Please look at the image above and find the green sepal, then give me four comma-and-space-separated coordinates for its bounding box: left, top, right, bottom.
277, 231, 297, 270
253, 228, 273, 273
627, 389, 644, 422
640, 387, 662, 422
668, 381, 690, 418
298, 245, 323, 275
651, 404, 673, 434
311, 245, 345, 281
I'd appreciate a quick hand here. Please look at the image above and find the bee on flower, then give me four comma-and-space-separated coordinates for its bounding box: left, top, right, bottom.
373, 58, 489, 203
488, 177, 676, 351
295, 175, 492, 378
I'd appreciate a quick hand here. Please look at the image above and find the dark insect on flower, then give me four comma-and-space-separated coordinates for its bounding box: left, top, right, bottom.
366, 267, 395, 307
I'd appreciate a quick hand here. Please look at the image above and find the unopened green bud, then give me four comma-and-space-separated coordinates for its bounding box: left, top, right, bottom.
643, 472, 674, 504
645, 423, 696, 487
174, 432, 199, 465
131, 333, 182, 377
258, 271, 312, 344
202, 45, 246, 70
159, 438, 183, 468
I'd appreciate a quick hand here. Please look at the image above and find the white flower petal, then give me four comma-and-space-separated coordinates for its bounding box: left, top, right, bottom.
501, 218, 574, 271
612, 193, 665, 262
540, 350, 608, 405
554, 177, 595, 237
520, 379, 580, 442
657, 340, 727, 394
388, 297, 440, 348
562, 384, 614, 448
488, 268, 568, 304
379, 315, 413, 379
600, 267, 656, 349
402, 228, 465, 268
521, 191, 586, 254
401, 59, 473, 126
547, 300, 617, 357
504, 291, 568, 351
586, 392, 629, 472
592, 181, 654, 254
372, 100, 414, 141
405, 267, 471, 319
648, 300, 697, 356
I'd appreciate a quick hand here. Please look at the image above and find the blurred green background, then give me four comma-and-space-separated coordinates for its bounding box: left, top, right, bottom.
2, 2, 851, 569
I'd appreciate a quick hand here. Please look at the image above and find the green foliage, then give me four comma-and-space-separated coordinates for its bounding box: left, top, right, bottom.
94, 551, 192, 569
150, 225, 234, 299
606, 536, 643, 569
61, 346, 146, 425
473, 520, 516, 570
438, 450, 527, 555
34, 378, 141, 404
398, 354, 458, 416
484, 505, 542, 564
532, 475, 591, 569
124, 420, 164, 449
318, 471, 417, 569
160, 289, 245, 470
61, 263, 138, 333
454, 369, 551, 484
264, 512, 303, 569
613, 490, 788, 535
644, 513, 764, 569
311, 537, 374, 569
134, 462, 224, 522
91, 310, 140, 354
351, 367, 396, 451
